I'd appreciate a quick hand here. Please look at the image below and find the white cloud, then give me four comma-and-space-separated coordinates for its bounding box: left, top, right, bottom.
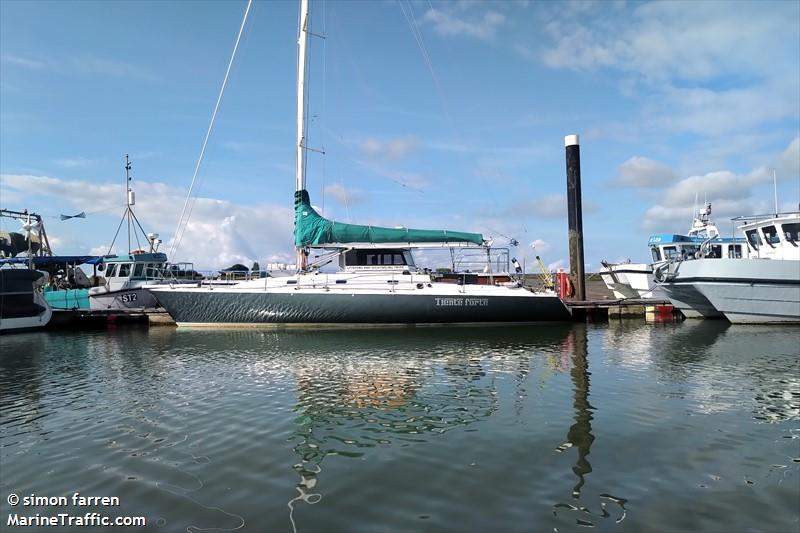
513, 193, 566, 218
641, 137, 800, 230
1, 52, 155, 80
323, 183, 364, 206
530, 238, 551, 254
359, 136, 418, 159
511, 193, 598, 219
649, 82, 797, 137
778, 136, 800, 178
616, 156, 675, 188
70, 55, 156, 81
55, 157, 97, 168
422, 8, 506, 41
536, 2, 799, 139
540, 2, 798, 81
354, 159, 429, 191
1, 54, 46, 69
1, 174, 294, 269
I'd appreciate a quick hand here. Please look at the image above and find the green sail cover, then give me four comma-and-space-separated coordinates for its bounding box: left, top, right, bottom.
294, 190, 484, 247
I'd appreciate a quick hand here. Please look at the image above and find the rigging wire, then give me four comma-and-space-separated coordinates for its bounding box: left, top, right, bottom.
397, 0, 456, 135
169, 0, 252, 260
321, 0, 327, 216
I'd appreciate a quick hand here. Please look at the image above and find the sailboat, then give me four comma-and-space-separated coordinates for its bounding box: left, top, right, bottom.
149, 0, 571, 326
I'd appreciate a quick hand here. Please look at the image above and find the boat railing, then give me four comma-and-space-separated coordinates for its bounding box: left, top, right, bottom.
450, 247, 511, 276
731, 211, 800, 224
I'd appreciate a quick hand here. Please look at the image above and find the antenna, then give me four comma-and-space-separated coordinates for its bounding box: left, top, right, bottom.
773, 168, 778, 216
125, 154, 132, 252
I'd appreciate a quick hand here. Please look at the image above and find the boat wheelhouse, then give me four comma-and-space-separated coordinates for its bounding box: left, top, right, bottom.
647, 233, 745, 262
599, 203, 744, 302
737, 212, 800, 260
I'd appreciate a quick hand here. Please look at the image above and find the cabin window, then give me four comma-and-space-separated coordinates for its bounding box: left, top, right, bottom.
746, 229, 762, 249
782, 223, 800, 243
118, 263, 132, 278
708, 245, 722, 258
651, 248, 662, 262
344, 249, 409, 267
133, 263, 145, 278
727, 244, 742, 258
380, 254, 405, 265
761, 225, 780, 244
105, 264, 118, 277
663, 246, 678, 259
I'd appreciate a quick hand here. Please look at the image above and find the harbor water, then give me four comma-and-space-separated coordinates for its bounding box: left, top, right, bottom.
1, 322, 798, 532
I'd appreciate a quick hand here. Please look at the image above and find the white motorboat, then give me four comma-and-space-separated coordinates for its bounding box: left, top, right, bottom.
600, 203, 745, 306
657, 212, 800, 323
0, 268, 52, 333
149, 0, 570, 326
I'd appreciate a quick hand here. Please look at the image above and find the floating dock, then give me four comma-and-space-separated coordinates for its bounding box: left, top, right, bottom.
562, 278, 680, 322
48, 309, 174, 328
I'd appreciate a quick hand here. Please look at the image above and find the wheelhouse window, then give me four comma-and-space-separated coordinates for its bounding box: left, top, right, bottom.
663, 246, 678, 259
727, 244, 742, 258
118, 263, 132, 278
761, 225, 780, 245
133, 263, 145, 278
782, 223, 800, 244
709, 245, 722, 258
746, 229, 762, 249
651, 247, 662, 262
105, 264, 118, 278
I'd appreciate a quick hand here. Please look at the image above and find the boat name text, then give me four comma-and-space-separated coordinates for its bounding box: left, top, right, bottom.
434, 297, 489, 307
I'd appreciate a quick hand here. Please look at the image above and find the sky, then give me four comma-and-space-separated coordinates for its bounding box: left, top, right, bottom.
1, 0, 799, 272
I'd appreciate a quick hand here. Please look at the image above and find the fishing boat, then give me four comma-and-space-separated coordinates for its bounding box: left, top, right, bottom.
599, 203, 745, 312
149, 0, 570, 326
656, 212, 800, 323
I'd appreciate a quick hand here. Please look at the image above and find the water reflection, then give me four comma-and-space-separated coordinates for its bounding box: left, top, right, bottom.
566, 325, 594, 499
280, 325, 573, 531
2, 322, 798, 532
553, 326, 628, 528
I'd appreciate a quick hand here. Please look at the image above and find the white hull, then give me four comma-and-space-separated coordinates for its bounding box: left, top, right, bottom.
666, 258, 800, 324
0, 300, 52, 332
600, 263, 665, 299
657, 282, 724, 319
0, 269, 53, 333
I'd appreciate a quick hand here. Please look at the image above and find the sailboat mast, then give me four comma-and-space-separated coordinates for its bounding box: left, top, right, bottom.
295, 0, 309, 270
125, 154, 132, 253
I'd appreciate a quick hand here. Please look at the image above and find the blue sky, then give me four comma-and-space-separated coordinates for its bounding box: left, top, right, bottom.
1, 0, 798, 270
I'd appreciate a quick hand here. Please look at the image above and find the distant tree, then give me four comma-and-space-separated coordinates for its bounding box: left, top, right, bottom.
251, 261, 260, 272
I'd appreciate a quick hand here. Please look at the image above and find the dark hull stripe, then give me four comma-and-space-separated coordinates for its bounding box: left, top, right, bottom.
667, 278, 800, 286
152, 291, 572, 324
